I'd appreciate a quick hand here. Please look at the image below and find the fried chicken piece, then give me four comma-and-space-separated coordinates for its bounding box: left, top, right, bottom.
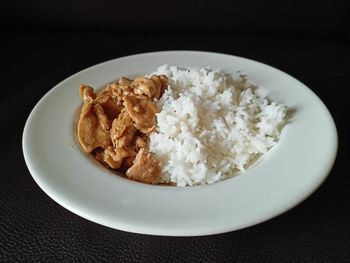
126, 148, 161, 184
114, 144, 136, 159
150, 75, 168, 99
123, 96, 157, 134
93, 148, 105, 163
158, 75, 168, 99
79, 85, 96, 103
132, 75, 168, 99
135, 135, 148, 150
93, 103, 110, 131
110, 109, 134, 142
109, 109, 138, 164
103, 146, 123, 169
77, 103, 111, 153
102, 82, 132, 96
94, 92, 123, 120
122, 156, 135, 169
95, 146, 134, 170
118, 77, 132, 86
110, 110, 137, 155
132, 77, 159, 98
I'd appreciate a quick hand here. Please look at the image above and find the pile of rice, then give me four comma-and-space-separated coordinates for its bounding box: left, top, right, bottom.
149, 65, 287, 187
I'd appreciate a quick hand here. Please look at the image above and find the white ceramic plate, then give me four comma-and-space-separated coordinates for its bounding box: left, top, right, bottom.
23, 51, 337, 236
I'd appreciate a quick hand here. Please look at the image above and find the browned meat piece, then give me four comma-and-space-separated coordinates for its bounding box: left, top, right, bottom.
93, 148, 105, 163
110, 108, 134, 142
97, 83, 121, 97
122, 156, 135, 169
93, 103, 110, 131
114, 144, 136, 159
94, 92, 123, 120
150, 75, 168, 99
95, 146, 136, 169
77, 103, 111, 153
118, 77, 132, 86
79, 85, 96, 102
158, 75, 168, 98
123, 95, 157, 134
109, 109, 138, 163
102, 81, 133, 98
126, 148, 161, 184
135, 136, 148, 149
132, 75, 168, 99
150, 75, 162, 99
103, 147, 123, 169
132, 77, 159, 98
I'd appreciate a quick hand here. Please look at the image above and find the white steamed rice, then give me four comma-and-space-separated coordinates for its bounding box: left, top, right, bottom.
149, 65, 287, 187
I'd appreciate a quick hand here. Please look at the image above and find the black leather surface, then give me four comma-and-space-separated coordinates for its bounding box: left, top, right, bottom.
1, 0, 349, 39
1, 32, 349, 262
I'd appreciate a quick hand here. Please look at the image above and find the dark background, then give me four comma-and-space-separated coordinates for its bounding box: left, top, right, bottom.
1, 0, 349, 262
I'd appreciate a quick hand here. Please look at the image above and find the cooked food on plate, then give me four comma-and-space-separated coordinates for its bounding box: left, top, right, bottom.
77, 65, 287, 186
